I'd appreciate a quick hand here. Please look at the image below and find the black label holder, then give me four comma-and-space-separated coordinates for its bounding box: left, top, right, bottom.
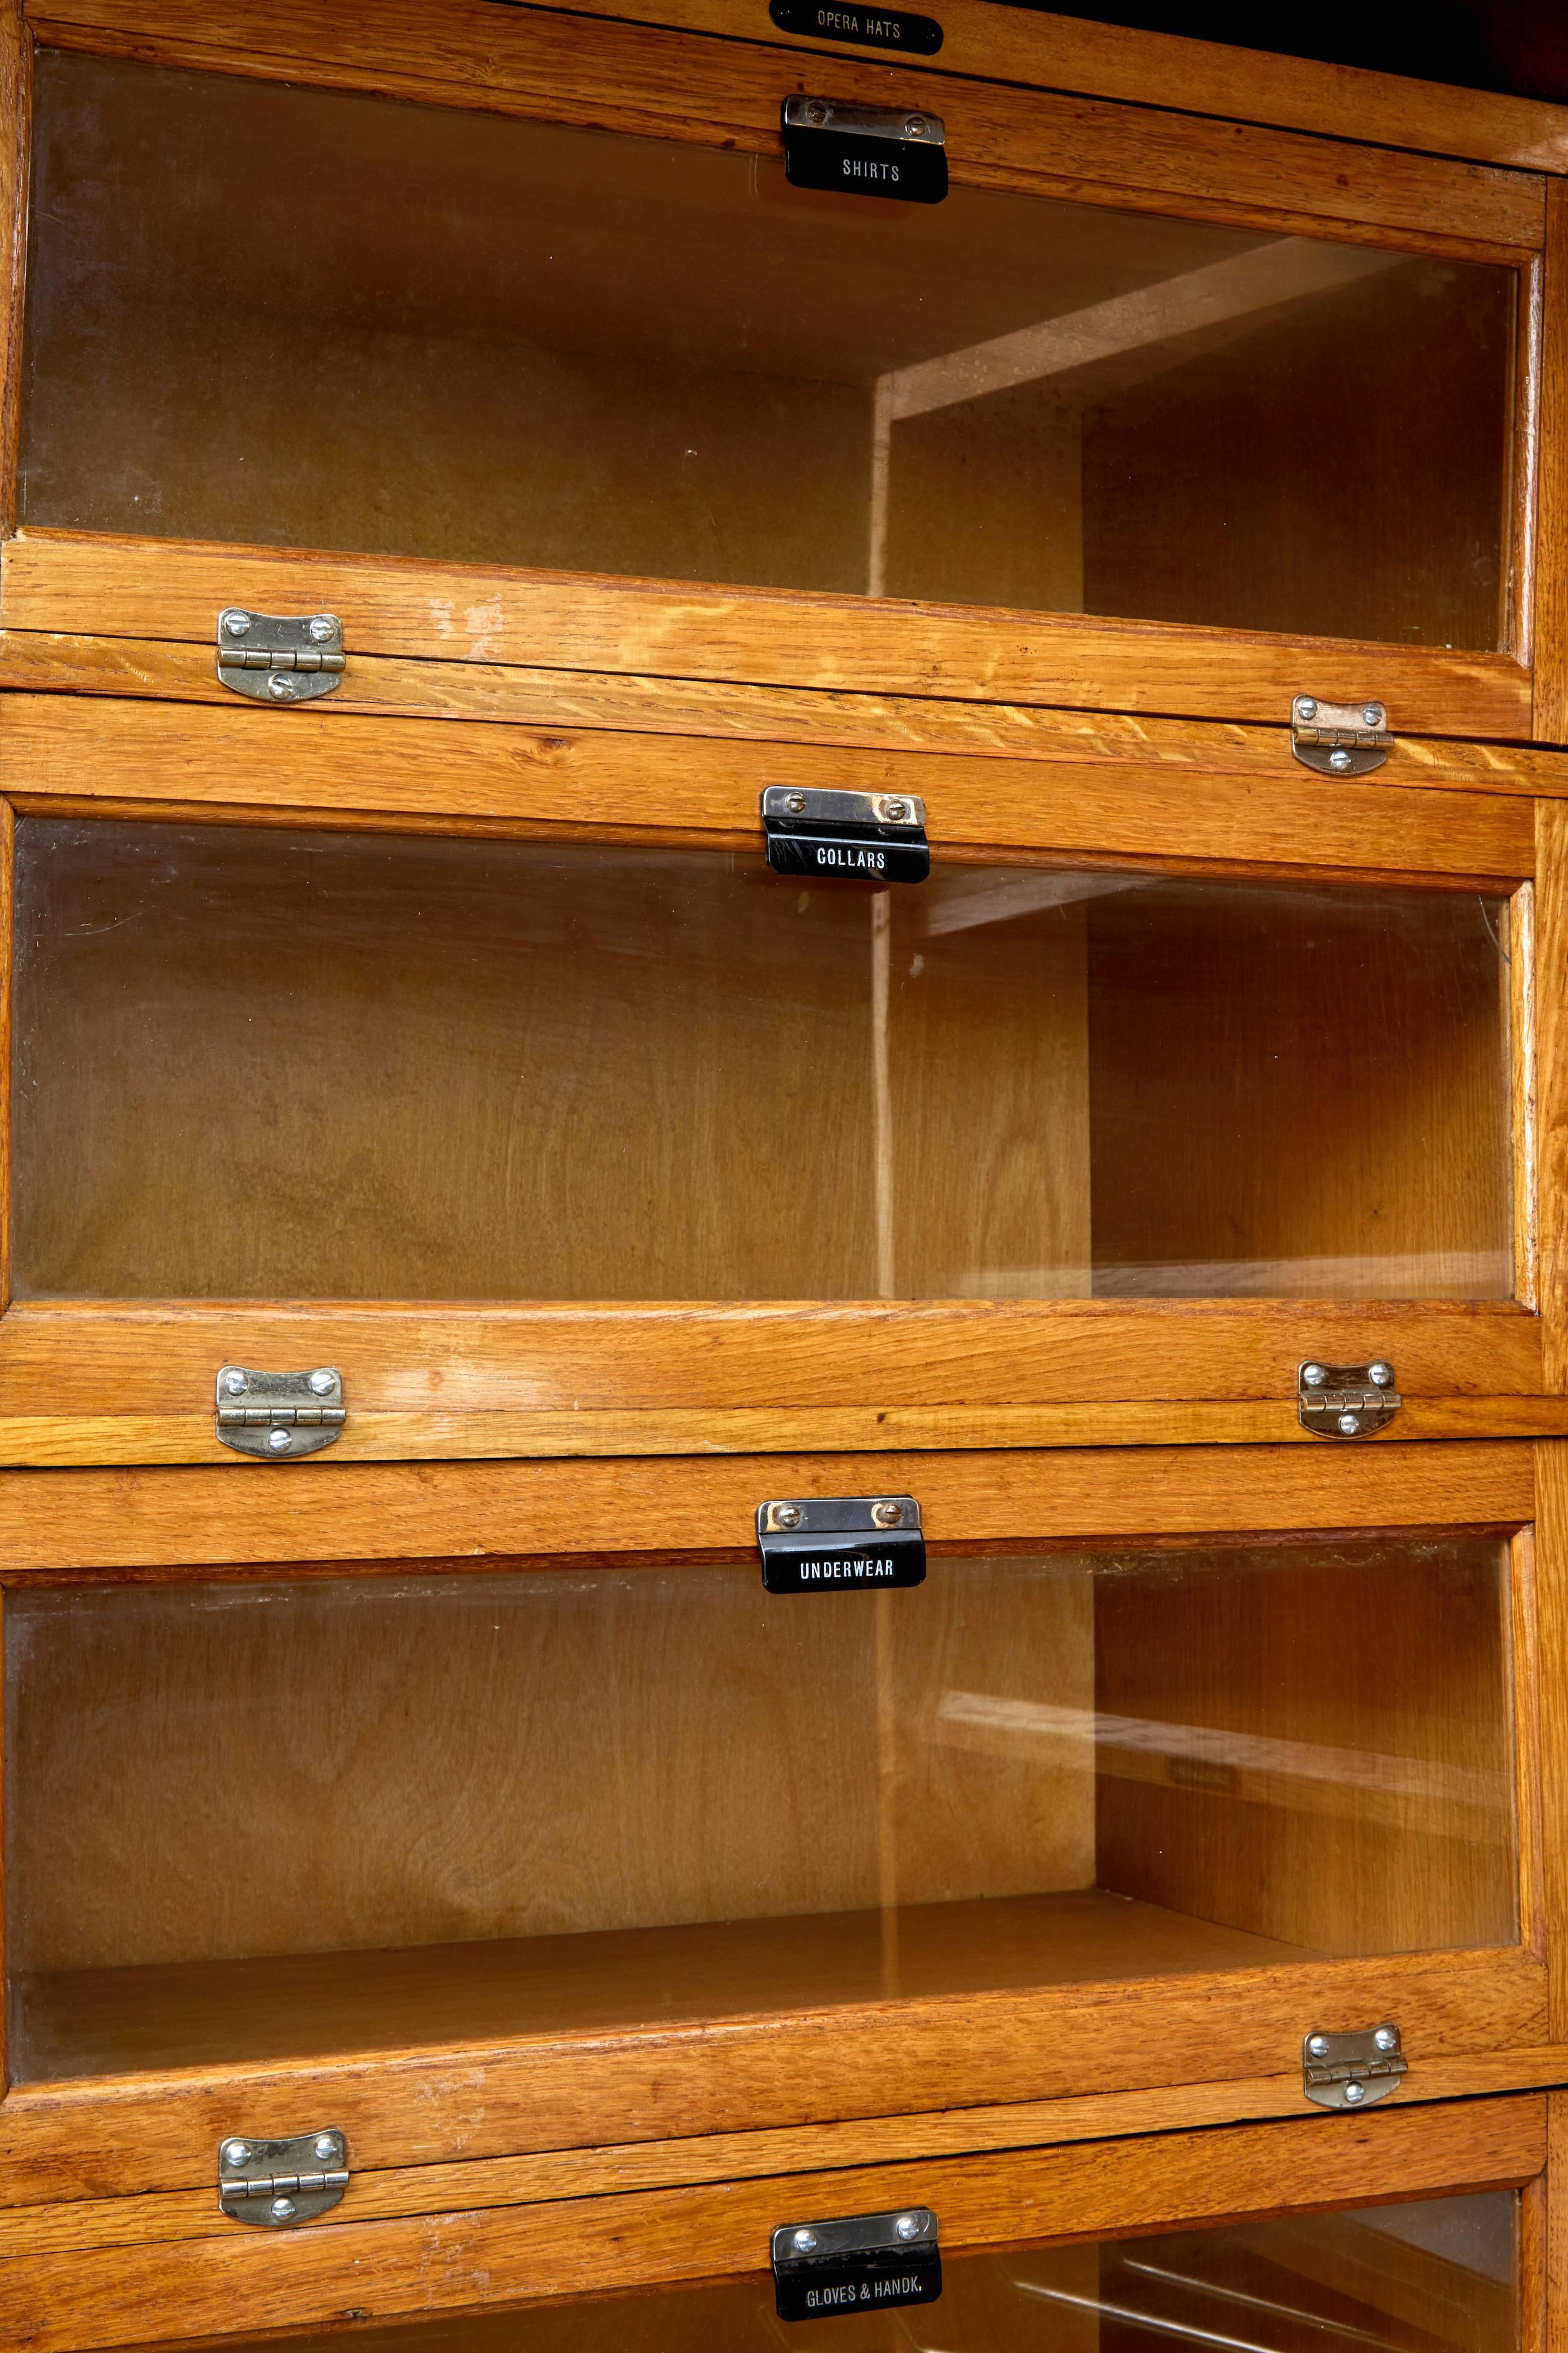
769, 2, 944, 54
761, 785, 930, 882
756, 1495, 926, 1592
772, 2207, 942, 2320
781, 96, 948, 203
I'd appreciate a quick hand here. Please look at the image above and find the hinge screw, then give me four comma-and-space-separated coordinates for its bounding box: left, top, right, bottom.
872, 1501, 903, 1527
315, 2134, 339, 2160
1363, 705, 1383, 727
1343, 2081, 1366, 2105
793, 2229, 819, 2253
1337, 1411, 1360, 1436
268, 674, 297, 700
785, 792, 806, 814
308, 1369, 336, 1395
224, 2141, 249, 2166
1296, 698, 1317, 721
1302, 1364, 1326, 1387
1306, 2035, 1330, 2058
882, 798, 910, 822
307, 617, 336, 643
267, 1427, 293, 1453
1373, 2026, 1397, 2052
895, 2214, 922, 2240
222, 1370, 246, 1395
774, 1503, 803, 1528
222, 611, 251, 637
1368, 1362, 1394, 1387
1329, 747, 1352, 772
271, 2196, 296, 2220
905, 116, 927, 136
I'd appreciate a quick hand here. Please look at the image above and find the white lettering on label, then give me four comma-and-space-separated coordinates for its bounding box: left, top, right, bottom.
803, 2279, 923, 2309
795, 1556, 895, 1580
814, 844, 886, 870
817, 6, 910, 31
841, 156, 900, 182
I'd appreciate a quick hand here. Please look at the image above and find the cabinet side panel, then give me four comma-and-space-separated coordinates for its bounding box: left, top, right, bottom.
1535, 185, 1568, 742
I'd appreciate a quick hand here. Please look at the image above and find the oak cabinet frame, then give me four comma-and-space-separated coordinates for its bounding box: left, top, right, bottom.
0, 0, 1556, 742
0, 4, 1554, 1461
0, 743, 1553, 1463
0, 1443, 1560, 2213
0, 2076, 1555, 2349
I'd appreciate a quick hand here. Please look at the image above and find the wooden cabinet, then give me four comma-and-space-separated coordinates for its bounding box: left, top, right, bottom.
0, 0, 1560, 1458
2, 2093, 1555, 2347
1, 1447, 1565, 2243
1, 1, 1567, 2347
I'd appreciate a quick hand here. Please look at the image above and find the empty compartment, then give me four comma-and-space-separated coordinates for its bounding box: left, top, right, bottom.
10, 822, 1515, 1302
38, 2187, 1522, 2348
20, 52, 1516, 649
5, 1534, 1516, 2082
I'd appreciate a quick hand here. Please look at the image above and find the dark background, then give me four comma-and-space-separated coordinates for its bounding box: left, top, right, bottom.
993, 0, 1568, 104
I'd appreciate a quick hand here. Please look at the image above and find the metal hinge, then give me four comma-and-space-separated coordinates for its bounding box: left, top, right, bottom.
762, 787, 930, 883
757, 1494, 925, 1592
781, 97, 947, 204
218, 608, 347, 703
216, 1366, 346, 1458
771, 2207, 941, 2321
1302, 2025, 1407, 2111
1290, 696, 1391, 776
1297, 1359, 1400, 1439
219, 2130, 349, 2226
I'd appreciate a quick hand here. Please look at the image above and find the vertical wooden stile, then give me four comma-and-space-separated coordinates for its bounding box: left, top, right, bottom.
0, 0, 25, 544
1520, 2139, 1548, 2353
1535, 184, 1568, 742
1531, 1445, 1568, 2039
1513, 884, 1539, 1312
1544, 2091, 1568, 2353
0, 793, 15, 1319
1511, 255, 1543, 668
1533, 805, 1568, 1388
1512, 1525, 1549, 1961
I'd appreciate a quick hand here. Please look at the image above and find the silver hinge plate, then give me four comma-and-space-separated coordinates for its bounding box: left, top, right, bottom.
772, 2207, 941, 2321
219, 2129, 349, 2226
1302, 2025, 1407, 2111
218, 608, 346, 703
1298, 1360, 1399, 1439
1290, 696, 1391, 776
216, 1366, 346, 1458
757, 1494, 925, 1592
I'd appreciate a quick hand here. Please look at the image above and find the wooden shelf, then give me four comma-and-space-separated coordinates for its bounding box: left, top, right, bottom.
11, 1889, 1316, 2082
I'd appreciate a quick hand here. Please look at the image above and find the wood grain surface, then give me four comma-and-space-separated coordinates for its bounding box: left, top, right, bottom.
0, 535, 1532, 737
0, 695, 1537, 882
0, 2097, 1546, 2348
1, 1398, 1567, 1473
0, 1305, 1542, 1479
1536, 806, 1568, 1388
480, 0, 1568, 178
3, 2052, 1565, 2265
1536, 186, 1568, 746
0, 1437, 1535, 1575
1532, 1445, 1568, 2041
2, 630, 1566, 805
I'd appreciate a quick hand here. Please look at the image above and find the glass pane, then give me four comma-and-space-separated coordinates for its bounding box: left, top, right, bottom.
6, 1536, 1516, 2083
216, 2191, 1518, 2348
20, 52, 1514, 649
10, 822, 1514, 1302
